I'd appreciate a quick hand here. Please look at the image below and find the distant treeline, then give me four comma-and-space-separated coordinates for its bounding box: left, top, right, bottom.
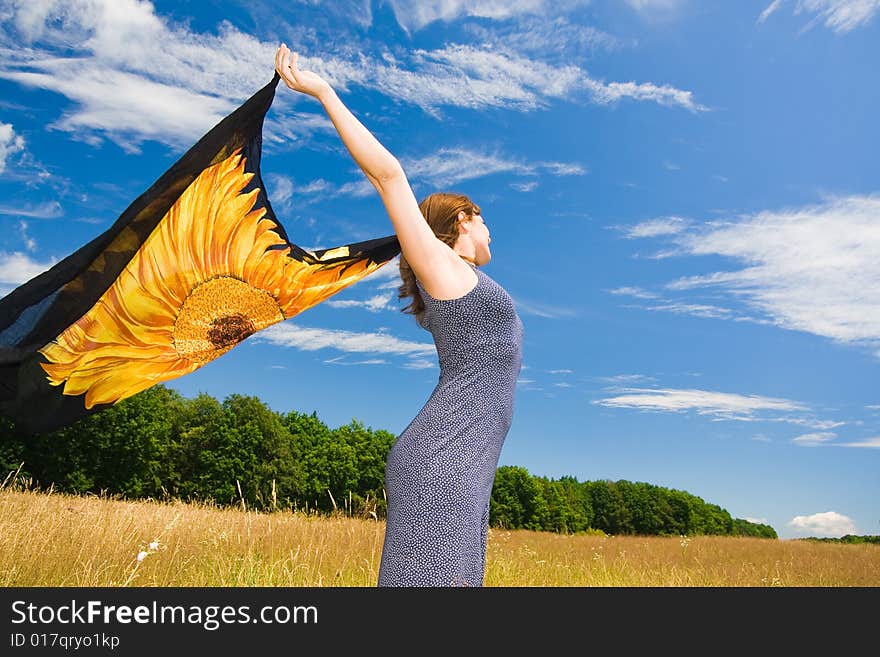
797, 535, 880, 545
0, 385, 776, 538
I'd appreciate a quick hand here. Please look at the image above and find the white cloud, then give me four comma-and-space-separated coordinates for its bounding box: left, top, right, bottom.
758, 0, 880, 33
410, 44, 708, 113
402, 358, 437, 369
17, 220, 36, 251
402, 147, 586, 187
0, 250, 56, 286
293, 146, 586, 201
254, 322, 435, 357
265, 174, 295, 208
510, 298, 579, 319
582, 76, 709, 111
635, 301, 742, 320
791, 431, 837, 446
837, 436, 880, 448
626, 0, 688, 11
622, 194, 880, 355
1, 64, 235, 153
593, 387, 844, 430
463, 15, 627, 58
541, 162, 587, 176
766, 416, 845, 430
0, 1, 704, 154
594, 387, 811, 422
787, 511, 857, 537
596, 374, 657, 383
608, 286, 661, 300
0, 121, 25, 173
622, 216, 691, 238
0, 201, 62, 219
323, 355, 388, 366
325, 294, 393, 312
0, 1, 302, 149
758, 0, 786, 23
385, 0, 563, 33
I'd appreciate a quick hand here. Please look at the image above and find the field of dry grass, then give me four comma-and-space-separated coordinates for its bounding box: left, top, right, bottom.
1, 487, 877, 587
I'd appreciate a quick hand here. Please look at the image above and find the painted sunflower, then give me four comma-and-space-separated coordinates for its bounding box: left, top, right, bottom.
39, 149, 385, 408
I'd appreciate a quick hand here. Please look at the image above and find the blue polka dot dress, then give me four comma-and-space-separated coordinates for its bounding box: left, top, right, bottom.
378, 262, 523, 587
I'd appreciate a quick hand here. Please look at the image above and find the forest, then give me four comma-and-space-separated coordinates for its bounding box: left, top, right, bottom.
0, 384, 777, 538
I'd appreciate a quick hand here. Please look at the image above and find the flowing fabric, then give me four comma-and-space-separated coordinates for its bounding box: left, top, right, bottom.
0, 74, 400, 434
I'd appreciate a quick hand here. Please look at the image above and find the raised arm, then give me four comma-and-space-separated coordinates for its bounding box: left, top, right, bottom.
274, 45, 466, 291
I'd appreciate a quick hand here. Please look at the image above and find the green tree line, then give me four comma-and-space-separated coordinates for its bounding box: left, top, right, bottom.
0, 385, 776, 538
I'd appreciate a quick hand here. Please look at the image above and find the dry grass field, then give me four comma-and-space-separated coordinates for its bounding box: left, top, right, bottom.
1, 487, 877, 587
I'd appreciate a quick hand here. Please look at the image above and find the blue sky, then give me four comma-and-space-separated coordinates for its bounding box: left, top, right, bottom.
1, 0, 878, 539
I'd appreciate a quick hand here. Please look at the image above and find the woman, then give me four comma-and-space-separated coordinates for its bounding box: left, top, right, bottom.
275, 45, 523, 587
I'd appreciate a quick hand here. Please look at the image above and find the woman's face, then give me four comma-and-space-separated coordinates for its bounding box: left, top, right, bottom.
460, 211, 492, 264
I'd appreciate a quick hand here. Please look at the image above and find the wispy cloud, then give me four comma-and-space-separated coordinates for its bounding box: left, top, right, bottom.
291, 145, 586, 202
791, 431, 837, 446
325, 293, 394, 312
0, 250, 56, 296
511, 297, 579, 319
402, 358, 437, 369
463, 14, 628, 59
254, 322, 435, 357
837, 436, 880, 448
323, 355, 389, 366
617, 194, 880, 356
593, 386, 839, 430
17, 221, 36, 251
594, 386, 806, 415
403, 146, 586, 188
626, 0, 689, 12
608, 286, 661, 300
384, 0, 582, 34
787, 510, 857, 537
0, 122, 25, 173
0, 0, 705, 154
0, 201, 63, 219
581, 76, 708, 112
757, 0, 880, 33
596, 374, 658, 383
0, 1, 281, 150
620, 216, 691, 238
1, 63, 236, 153
410, 44, 708, 113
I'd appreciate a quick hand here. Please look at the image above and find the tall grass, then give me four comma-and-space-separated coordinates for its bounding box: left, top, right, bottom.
1, 486, 877, 587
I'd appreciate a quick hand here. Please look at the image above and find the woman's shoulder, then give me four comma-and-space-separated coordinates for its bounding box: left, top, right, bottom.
410, 247, 478, 299
415, 265, 481, 303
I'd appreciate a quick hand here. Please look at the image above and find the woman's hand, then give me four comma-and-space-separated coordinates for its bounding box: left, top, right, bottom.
274, 44, 332, 100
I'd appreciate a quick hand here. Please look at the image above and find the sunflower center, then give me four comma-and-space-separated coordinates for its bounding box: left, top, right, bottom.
208, 313, 256, 348
173, 276, 284, 364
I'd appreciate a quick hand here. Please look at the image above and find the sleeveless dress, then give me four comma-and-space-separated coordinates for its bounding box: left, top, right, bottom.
377, 262, 523, 586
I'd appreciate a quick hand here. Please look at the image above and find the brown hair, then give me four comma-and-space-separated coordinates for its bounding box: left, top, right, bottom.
398, 192, 481, 325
